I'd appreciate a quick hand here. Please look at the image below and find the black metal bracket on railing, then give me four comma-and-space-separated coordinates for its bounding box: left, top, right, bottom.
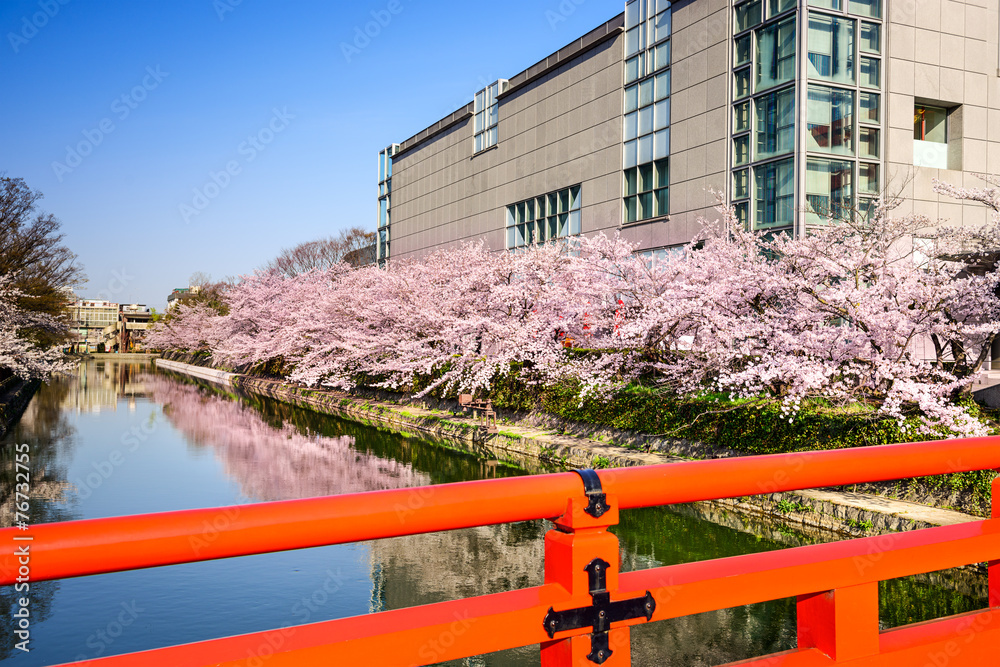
571, 468, 610, 518
542, 557, 656, 664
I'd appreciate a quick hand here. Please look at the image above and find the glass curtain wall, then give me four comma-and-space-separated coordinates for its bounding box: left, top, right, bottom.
731, 0, 797, 230
623, 0, 671, 223
377, 144, 397, 266
730, 0, 884, 231
804, 0, 883, 225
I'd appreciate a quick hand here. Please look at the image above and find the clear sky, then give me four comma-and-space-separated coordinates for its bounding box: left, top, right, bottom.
1, 0, 623, 310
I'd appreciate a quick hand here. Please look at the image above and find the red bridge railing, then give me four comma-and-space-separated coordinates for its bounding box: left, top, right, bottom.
3, 437, 1000, 665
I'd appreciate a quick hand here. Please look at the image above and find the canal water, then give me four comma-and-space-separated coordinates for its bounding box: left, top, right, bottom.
0, 360, 988, 666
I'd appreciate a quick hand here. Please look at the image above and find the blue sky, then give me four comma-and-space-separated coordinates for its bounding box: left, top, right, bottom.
0, 0, 623, 309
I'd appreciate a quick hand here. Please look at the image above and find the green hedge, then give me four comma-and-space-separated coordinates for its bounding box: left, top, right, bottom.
530, 380, 997, 513
536, 381, 926, 454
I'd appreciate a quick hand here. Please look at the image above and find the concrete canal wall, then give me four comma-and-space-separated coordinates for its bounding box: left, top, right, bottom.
156, 358, 238, 386
86, 353, 160, 361
156, 358, 984, 545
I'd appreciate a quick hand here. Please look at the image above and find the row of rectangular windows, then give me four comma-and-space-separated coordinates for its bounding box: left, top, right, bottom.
377, 145, 397, 265
624, 159, 669, 223
506, 185, 582, 250
624, 0, 672, 225
625, 42, 670, 85
735, 15, 796, 97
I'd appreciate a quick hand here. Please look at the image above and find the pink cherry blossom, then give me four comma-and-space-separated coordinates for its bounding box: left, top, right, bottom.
145, 180, 1000, 437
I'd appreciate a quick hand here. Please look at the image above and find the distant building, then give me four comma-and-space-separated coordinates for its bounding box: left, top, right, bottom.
166, 285, 202, 310
104, 304, 153, 352
66, 300, 153, 353
67, 300, 118, 353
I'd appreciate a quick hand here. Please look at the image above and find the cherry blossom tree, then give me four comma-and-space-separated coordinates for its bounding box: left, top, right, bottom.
637, 204, 997, 436
0, 274, 73, 379
149, 176, 1000, 437
144, 302, 225, 353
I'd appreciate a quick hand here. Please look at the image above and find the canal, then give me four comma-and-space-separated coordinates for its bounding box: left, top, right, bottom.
0, 360, 989, 665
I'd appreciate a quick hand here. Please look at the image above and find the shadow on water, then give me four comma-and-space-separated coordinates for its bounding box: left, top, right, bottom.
0, 363, 990, 665
0, 376, 75, 661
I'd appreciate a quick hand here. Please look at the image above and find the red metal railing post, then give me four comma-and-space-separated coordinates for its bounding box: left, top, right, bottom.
796, 583, 880, 661
540, 493, 630, 666
991, 475, 1000, 608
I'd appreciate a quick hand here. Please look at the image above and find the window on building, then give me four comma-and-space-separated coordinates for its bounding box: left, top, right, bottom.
754, 158, 795, 229
734, 202, 750, 228
378, 228, 389, 263
624, 0, 671, 224
770, 0, 795, 14
848, 0, 880, 18
756, 16, 796, 91
734, 68, 751, 99
807, 85, 854, 154
755, 87, 795, 160
506, 185, 581, 251
914, 105, 947, 143
624, 159, 668, 223
806, 158, 853, 224
474, 80, 506, 153
734, 101, 751, 133
859, 21, 880, 53
733, 168, 750, 199
859, 162, 879, 195
859, 91, 879, 123
638, 245, 685, 272
913, 104, 949, 169
376, 144, 397, 265
808, 14, 855, 84
735, 34, 751, 66
735, 0, 763, 32
858, 126, 879, 158
859, 56, 879, 88
734, 134, 750, 166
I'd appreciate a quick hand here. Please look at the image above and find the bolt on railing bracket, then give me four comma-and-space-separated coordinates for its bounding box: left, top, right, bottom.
571, 468, 610, 518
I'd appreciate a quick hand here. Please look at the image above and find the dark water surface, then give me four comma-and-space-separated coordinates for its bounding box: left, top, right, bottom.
0, 361, 987, 666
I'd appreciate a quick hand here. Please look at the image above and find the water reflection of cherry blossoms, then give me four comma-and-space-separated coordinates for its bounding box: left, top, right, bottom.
145, 375, 429, 501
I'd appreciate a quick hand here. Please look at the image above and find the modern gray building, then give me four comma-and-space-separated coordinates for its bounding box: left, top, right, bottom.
377, 0, 1000, 265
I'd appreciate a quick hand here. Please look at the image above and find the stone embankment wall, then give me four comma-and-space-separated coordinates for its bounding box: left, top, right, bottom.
153, 358, 985, 553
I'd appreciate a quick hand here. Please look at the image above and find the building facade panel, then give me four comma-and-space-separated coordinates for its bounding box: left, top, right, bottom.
885, 0, 1000, 228
389, 29, 626, 261
663, 0, 729, 242
379, 0, 999, 264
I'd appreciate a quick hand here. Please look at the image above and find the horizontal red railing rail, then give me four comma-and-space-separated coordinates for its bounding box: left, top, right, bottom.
2, 436, 999, 666
2, 437, 998, 584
